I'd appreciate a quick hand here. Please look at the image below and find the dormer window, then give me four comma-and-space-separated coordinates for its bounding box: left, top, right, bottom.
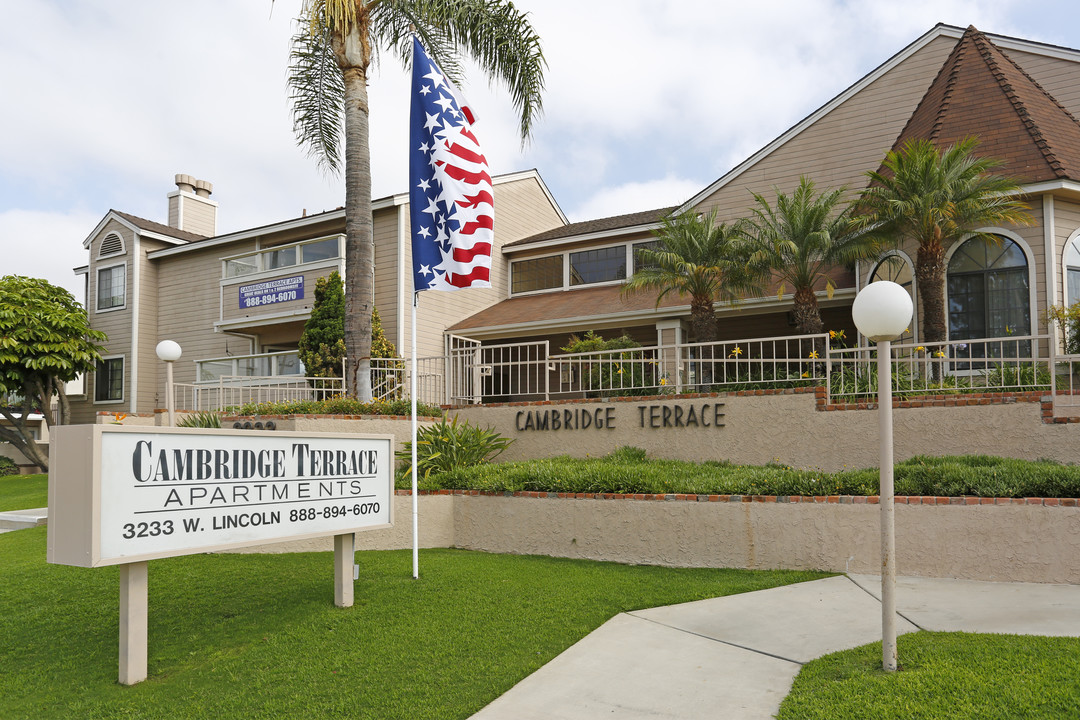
98, 232, 125, 258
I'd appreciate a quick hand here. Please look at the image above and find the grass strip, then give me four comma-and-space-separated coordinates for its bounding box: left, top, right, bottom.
0, 526, 825, 719
413, 448, 1080, 498
777, 631, 1080, 719
0, 474, 47, 512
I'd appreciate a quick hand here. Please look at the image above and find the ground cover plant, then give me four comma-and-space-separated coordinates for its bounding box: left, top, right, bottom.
776, 631, 1080, 719
234, 396, 442, 417
420, 447, 1080, 498
0, 526, 824, 719
0, 474, 46, 512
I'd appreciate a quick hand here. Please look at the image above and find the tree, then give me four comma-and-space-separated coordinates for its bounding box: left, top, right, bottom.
299, 270, 400, 378
298, 270, 347, 378
287, 0, 546, 401
0, 276, 106, 471
622, 210, 746, 343
858, 137, 1032, 344
740, 176, 881, 335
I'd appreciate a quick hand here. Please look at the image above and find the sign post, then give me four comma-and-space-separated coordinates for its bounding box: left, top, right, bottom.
48, 425, 394, 684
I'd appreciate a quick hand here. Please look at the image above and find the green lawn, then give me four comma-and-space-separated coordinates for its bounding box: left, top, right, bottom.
0, 474, 46, 512
777, 631, 1080, 719
0, 526, 825, 719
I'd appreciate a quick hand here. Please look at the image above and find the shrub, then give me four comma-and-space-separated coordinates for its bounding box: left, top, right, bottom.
561, 331, 651, 397
236, 397, 442, 417
0, 455, 18, 476
396, 416, 513, 484
177, 411, 222, 428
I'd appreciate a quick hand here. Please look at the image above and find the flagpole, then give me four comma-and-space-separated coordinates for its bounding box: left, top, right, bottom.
411, 291, 419, 579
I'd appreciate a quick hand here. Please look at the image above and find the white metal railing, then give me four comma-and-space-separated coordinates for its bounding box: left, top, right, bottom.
830, 335, 1051, 401
173, 332, 1065, 413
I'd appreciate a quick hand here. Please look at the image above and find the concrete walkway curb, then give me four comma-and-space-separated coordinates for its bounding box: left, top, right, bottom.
470, 574, 1080, 720
0, 507, 47, 532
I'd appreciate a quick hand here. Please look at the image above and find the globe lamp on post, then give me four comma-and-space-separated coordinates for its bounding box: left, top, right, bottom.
851, 280, 912, 673
155, 340, 183, 427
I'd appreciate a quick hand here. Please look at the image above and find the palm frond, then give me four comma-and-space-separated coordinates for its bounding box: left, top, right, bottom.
287, 20, 345, 175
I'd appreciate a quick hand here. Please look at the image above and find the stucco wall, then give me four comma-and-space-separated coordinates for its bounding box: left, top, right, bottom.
448, 391, 1080, 470
450, 494, 1080, 584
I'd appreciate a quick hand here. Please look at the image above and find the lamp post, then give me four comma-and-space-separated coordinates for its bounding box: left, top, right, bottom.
851, 281, 912, 673
155, 340, 183, 427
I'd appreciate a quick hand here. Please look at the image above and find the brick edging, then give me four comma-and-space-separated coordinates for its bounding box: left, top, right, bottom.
395, 489, 1078, 506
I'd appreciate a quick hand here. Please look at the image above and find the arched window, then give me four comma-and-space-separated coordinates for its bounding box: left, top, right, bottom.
947, 235, 1029, 340
1064, 234, 1080, 307
869, 254, 915, 342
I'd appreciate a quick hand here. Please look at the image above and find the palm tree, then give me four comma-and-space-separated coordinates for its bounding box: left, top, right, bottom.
739, 176, 881, 336
288, 0, 546, 400
622, 210, 746, 343
858, 137, 1032, 345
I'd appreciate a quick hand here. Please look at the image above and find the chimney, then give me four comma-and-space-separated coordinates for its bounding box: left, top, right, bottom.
167, 173, 218, 237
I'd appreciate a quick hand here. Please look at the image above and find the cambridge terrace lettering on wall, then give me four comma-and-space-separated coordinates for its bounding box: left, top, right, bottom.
515, 402, 724, 432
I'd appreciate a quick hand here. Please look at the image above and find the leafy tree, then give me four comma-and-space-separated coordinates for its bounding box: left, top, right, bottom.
299, 271, 399, 379
0, 276, 106, 471
287, 0, 546, 400
858, 137, 1032, 344
299, 271, 347, 378
739, 176, 881, 335
560, 330, 646, 397
622, 210, 746, 343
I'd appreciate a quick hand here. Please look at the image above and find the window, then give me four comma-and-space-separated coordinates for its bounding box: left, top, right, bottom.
869, 255, 915, 341
511, 255, 563, 293
94, 357, 124, 402
947, 235, 1030, 341
1065, 236, 1080, 306
96, 264, 126, 311
632, 240, 660, 273
302, 238, 338, 263
266, 245, 297, 270
570, 246, 626, 286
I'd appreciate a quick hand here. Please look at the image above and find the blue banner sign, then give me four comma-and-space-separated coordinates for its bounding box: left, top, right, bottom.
239, 276, 304, 309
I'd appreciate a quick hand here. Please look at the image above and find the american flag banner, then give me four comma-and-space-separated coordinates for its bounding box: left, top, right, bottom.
409, 36, 493, 293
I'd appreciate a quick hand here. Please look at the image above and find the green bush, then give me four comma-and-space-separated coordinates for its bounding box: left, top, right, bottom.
177, 411, 222, 428
417, 450, 1080, 499
0, 455, 18, 475
561, 331, 651, 397
396, 416, 513, 484
236, 397, 442, 417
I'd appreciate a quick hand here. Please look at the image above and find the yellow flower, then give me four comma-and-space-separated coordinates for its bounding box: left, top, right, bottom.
112, 413, 128, 424
808, 350, 819, 359
934, 351, 946, 358
616, 368, 623, 374
729, 346, 743, 358
829, 330, 836, 339
659, 377, 667, 386
915, 346, 925, 353
801, 371, 809, 378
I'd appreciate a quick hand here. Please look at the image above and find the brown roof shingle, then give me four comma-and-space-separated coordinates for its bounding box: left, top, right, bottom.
891, 25, 1080, 183
504, 207, 675, 249
113, 210, 208, 243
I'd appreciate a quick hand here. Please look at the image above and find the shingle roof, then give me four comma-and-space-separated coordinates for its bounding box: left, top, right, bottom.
113, 210, 208, 243
891, 25, 1080, 182
503, 207, 675, 249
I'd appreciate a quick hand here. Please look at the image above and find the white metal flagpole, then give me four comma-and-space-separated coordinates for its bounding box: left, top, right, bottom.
411, 291, 419, 579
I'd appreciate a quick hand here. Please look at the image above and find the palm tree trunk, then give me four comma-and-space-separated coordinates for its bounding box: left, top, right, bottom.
792, 286, 823, 335
690, 299, 718, 386
337, 24, 373, 401
916, 242, 947, 345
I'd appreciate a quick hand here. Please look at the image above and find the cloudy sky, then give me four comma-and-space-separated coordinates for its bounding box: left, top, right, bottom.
3, 0, 1079, 300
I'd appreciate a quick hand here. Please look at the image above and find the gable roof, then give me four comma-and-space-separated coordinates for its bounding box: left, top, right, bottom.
112, 211, 208, 243
890, 25, 1080, 183
677, 23, 1080, 214
504, 206, 674, 253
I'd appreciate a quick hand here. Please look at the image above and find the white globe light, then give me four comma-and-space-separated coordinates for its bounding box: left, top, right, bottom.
155, 340, 183, 363
852, 281, 913, 342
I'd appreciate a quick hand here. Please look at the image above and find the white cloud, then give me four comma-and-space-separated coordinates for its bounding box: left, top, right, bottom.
570, 176, 705, 222
0, 209, 98, 301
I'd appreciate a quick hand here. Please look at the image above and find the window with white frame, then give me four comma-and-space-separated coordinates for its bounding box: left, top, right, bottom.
511, 255, 563, 294
1065, 235, 1080, 307
96, 264, 126, 311
94, 356, 124, 402
947, 235, 1030, 340
569, 246, 626, 286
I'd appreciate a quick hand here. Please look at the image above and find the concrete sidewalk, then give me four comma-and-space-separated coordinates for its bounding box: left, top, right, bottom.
470, 574, 1080, 720
0, 507, 47, 534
